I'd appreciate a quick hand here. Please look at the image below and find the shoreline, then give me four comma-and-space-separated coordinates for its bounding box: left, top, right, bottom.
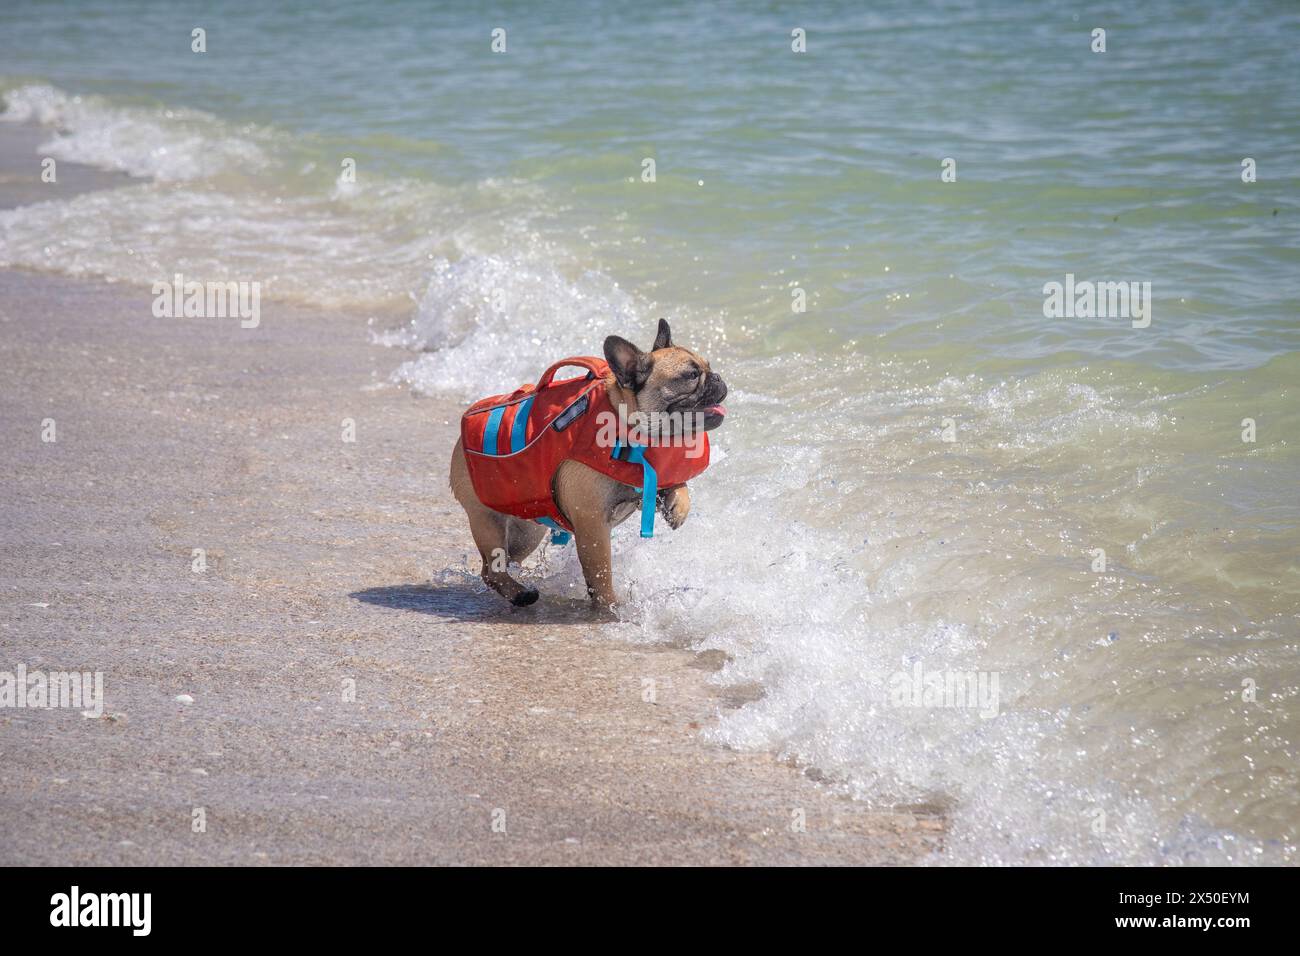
0, 119, 944, 863
0, 119, 135, 210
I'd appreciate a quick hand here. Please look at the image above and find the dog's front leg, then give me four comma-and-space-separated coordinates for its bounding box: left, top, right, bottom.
657, 484, 691, 529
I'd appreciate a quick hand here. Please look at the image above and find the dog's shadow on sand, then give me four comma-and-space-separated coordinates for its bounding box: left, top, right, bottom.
350, 582, 605, 625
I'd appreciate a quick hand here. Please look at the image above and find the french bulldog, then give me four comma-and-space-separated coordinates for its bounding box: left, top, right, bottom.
449, 319, 727, 609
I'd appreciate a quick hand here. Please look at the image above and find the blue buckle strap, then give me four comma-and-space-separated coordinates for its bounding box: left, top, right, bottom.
535, 516, 571, 545
611, 440, 658, 538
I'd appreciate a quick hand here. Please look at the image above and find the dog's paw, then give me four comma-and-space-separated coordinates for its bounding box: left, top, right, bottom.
587, 600, 623, 622
658, 486, 691, 529
511, 588, 540, 607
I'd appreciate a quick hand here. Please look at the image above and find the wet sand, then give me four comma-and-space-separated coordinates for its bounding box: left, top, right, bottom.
0, 127, 943, 865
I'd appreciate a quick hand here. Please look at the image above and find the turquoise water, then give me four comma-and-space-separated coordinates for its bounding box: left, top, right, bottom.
2, 0, 1298, 864
4, 0, 1299, 367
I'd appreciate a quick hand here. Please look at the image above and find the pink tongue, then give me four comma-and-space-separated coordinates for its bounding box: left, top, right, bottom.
706, 404, 727, 417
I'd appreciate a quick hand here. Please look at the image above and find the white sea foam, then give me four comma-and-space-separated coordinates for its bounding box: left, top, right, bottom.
0, 84, 563, 315
0, 183, 428, 309
1, 83, 268, 181
386, 253, 646, 394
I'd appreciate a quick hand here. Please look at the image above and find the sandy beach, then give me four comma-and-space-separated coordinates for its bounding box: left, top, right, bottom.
0, 131, 942, 865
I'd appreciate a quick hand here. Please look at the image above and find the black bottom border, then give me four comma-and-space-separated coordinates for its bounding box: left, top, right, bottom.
0, 865, 1288, 941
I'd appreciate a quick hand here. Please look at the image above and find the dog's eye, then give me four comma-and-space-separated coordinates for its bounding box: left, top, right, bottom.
680, 367, 700, 381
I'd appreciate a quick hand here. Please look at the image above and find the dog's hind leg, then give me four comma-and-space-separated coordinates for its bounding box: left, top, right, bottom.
506, 517, 547, 565
450, 439, 540, 607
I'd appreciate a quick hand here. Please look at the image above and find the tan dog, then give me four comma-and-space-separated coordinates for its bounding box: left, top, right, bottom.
449, 319, 727, 609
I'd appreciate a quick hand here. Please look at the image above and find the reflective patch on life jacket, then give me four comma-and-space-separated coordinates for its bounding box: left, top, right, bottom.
551, 393, 589, 432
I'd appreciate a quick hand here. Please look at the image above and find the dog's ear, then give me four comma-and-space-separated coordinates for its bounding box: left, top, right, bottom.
652, 318, 673, 351
604, 335, 650, 391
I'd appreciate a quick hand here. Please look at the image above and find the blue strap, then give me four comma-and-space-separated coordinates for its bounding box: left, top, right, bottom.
509, 395, 533, 452
535, 516, 571, 545
612, 440, 658, 538
481, 405, 506, 455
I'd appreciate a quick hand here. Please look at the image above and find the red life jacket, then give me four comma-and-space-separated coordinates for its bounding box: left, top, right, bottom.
461, 357, 710, 539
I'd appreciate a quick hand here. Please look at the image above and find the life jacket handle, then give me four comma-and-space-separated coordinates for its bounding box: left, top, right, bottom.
535, 356, 609, 392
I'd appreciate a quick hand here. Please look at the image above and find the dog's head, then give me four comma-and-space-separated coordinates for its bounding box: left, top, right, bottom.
603, 319, 727, 431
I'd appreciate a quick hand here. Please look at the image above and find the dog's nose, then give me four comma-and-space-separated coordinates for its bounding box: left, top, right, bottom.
707, 373, 727, 404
